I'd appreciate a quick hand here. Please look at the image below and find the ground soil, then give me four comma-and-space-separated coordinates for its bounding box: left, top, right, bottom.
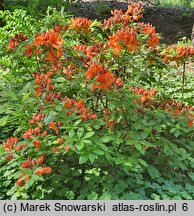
71, 0, 194, 45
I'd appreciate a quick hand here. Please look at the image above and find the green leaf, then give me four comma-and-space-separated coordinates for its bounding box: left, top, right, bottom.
2, 89, 18, 100
77, 127, 84, 138
79, 155, 88, 164
124, 160, 133, 167
82, 139, 92, 144
76, 142, 84, 150
102, 136, 112, 143
89, 153, 97, 163
74, 119, 82, 126
92, 149, 104, 155
134, 143, 142, 150
148, 165, 161, 179
44, 111, 57, 124
69, 129, 75, 138
83, 132, 95, 139
24, 178, 35, 189
138, 158, 147, 166
188, 172, 194, 181
0, 116, 8, 126
55, 77, 66, 82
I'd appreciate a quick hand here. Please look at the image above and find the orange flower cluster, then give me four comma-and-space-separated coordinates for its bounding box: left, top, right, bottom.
130, 87, 194, 128
86, 64, 115, 91
22, 127, 47, 149
16, 156, 51, 186
3, 137, 18, 151
16, 172, 31, 187
130, 87, 157, 110
3, 137, 28, 161
130, 87, 157, 97
8, 33, 27, 50
138, 22, 159, 48
125, 3, 143, 21
73, 41, 104, 59
36, 166, 52, 175
71, 17, 92, 33
64, 98, 97, 121
29, 113, 45, 125
109, 27, 138, 55
113, 77, 124, 89
21, 156, 44, 169
35, 72, 54, 96
103, 3, 143, 28
50, 24, 69, 33
15, 144, 28, 151
53, 138, 70, 153
34, 31, 63, 50
103, 9, 130, 28
164, 45, 194, 63
25, 30, 64, 64
22, 127, 41, 139
45, 91, 62, 103
62, 65, 77, 80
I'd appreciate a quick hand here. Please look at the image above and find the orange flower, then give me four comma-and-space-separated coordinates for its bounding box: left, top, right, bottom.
57, 138, 64, 144
16, 173, 31, 187
123, 28, 138, 52
2, 137, 18, 151
37, 156, 44, 166
188, 119, 193, 128
64, 99, 73, 109
22, 127, 41, 139
15, 144, 28, 151
21, 158, 34, 169
72, 17, 92, 33
53, 147, 60, 152
164, 45, 194, 63
125, 3, 143, 21
36, 166, 52, 175
49, 122, 59, 134
5, 154, 13, 161
65, 144, 70, 152
86, 64, 104, 79
74, 100, 85, 109
16, 179, 25, 187
92, 71, 115, 91
103, 9, 130, 28
34, 72, 54, 97
33, 140, 41, 149
109, 28, 138, 55
188, 113, 194, 128
86, 64, 115, 91
147, 34, 159, 48
8, 33, 27, 50
173, 109, 180, 116
63, 97, 96, 121
113, 77, 124, 89
47, 32, 63, 50
35, 31, 64, 49
25, 44, 33, 57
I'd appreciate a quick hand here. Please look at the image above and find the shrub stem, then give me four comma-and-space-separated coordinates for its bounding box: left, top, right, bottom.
181, 61, 186, 102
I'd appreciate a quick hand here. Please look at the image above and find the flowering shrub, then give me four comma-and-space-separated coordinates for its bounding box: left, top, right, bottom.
0, 3, 194, 199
